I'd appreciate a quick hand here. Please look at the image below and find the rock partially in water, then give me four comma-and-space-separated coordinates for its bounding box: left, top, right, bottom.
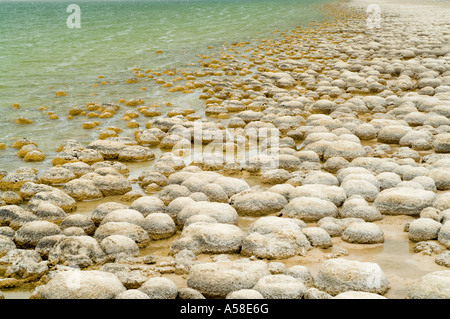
438, 221, 450, 248
138, 277, 178, 299
94, 222, 150, 248
342, 222, 384, 244
62, 179, 103, 201
284, 265, 314, 286
253, 274, 307, 299
19, 182, 57, 201
302, 227, 333, 248
177, 287, 206, 299
374, 187, 436, 216
40, 167, 76, 186
30, 202, 67, 224
332, 291, 387, 299
226, 289, 264, 299
14, 221, 61, 248
340, 179, 379, 202
48, 235, 107, 268
157, 184, 191, 205
187, 259, 270, 298
81, 173, 132, 197
27, 190, 77, 213
0, 235, 15, 258
428, 168, 450, 191
294, 184, 347, 207
323, 140, 366, 161
91, 202, 128, 226
241, 216, 310, 259
0, 170, 40, 190
340, 195, 382, 221
407, 270, 450, 299
60, 214, 96, 236
170, 222, 244, 254
39, 270, 126, 299
100, 235, 140, 260
100, 209, 145, 227
281, 196, 338, 222
230, 190, 287, 217
128, 196, 166, 217
435, 251, 450, 267
433, 133, 450, 153
314, 258, 389, 296
141, 213, 176, 240
409, 218, 442, 242
177, 201, 238, 226
115, 289, 150, 299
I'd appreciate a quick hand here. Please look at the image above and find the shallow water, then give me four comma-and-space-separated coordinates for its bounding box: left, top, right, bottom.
0, 0, 328, 172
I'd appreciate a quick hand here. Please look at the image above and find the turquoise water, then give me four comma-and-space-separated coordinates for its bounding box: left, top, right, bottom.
0, 0, 328, 172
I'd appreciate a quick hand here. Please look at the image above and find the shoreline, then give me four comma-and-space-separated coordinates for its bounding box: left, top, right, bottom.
1, 0, 450, 300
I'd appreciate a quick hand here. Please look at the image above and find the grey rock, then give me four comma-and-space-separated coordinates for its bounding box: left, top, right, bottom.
94, 222, 150, 248
281, 196, 338, 222
302, 227, 333, 248
115, 289, 150, 299
314, 258, 389, 296
226, 289, 264, 299
171, 222, 243, 254
438, 221, 450, 248
60, 214, 96, 236
100, 235, 140, 259
374, 187, 436, 216
39, 270, 126, 299
14, 221, 61, 248
177, 201, 238, 226
91, 202, 128, 226
141, 213, 176, 240
230, 190, 287, 217
49, 235, 107, 268
130, 196, 166, 217
409, 218, 442, 242
407, 270, 450, 299
138, 277, 178, 299
241, 216, 310, 259
187, 259, 270, 298
342, 222, 384, 244
253, 274, 307, 299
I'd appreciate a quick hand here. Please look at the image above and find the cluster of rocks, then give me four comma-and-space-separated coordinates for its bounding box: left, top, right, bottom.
1, 0, 450, 299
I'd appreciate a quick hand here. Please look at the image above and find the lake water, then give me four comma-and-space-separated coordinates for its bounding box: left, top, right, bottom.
0, 0, 328, 172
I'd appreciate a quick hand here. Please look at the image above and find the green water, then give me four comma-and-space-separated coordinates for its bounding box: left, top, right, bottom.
0, 0, 328, 172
